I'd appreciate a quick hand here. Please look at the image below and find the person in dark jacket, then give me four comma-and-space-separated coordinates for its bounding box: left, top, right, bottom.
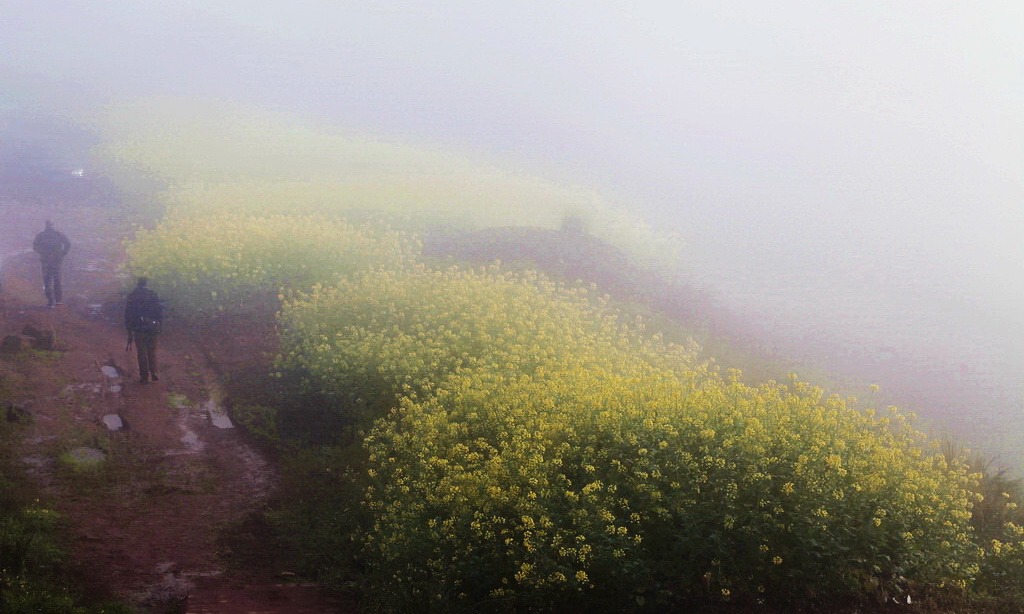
125, 277, 163, 383
32, 220, 71, 308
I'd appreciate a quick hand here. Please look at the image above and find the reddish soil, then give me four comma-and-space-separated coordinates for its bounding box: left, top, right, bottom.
0, 177, 354, 613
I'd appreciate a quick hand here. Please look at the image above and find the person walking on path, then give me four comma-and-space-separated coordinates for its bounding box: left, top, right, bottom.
125, 277, 163, 383
32, 220, 71, 307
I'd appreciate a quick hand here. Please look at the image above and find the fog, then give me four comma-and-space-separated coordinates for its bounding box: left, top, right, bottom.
3, 2, 1022, 466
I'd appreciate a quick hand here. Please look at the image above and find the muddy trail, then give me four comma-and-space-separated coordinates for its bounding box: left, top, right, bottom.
0, 177, 353, 613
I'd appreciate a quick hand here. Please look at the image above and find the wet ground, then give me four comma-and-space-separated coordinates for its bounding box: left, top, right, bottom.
1, 174, 353, 612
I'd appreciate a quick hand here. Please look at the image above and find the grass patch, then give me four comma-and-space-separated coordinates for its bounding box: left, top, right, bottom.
0, 397, 131, 613
166, 392, 190, 409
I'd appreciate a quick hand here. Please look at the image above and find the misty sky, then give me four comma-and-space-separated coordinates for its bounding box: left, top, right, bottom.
4, 2, 1023, 461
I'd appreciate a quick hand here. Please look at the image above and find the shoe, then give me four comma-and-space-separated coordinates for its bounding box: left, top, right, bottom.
150, 374, 159, 382
55, 302, 63, 306
139, 377, 149, 384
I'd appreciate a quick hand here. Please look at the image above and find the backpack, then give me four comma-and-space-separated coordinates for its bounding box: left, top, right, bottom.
131, 315, 161, 334
35, 231, 66, 261
128, 288, 163, 333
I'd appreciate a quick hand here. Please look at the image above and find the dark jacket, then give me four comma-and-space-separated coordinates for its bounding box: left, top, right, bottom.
33, 228, 71, 267
125, 286, 163, 333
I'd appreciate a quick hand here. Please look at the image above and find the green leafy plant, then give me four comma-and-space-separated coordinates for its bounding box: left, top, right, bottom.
232, 404, 280, 445
1, 416, 128, 613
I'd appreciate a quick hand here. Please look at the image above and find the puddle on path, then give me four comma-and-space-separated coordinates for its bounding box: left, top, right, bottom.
79, 258, 111, 273
63, 382, 103, 396
22, 455, 48, 468
204, 398, 233, 429
179, 427, 204, 453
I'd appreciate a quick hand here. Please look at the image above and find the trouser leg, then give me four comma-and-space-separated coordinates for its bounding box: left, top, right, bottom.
52, 268, 62, 304
41, 264, 54, 304
136, 334, 158, 380
136, 342, 149, 380
146, 336, 158, 378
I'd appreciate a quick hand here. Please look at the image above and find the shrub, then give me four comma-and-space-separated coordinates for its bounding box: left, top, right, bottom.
231, 404, 280, 445
976, 521, 1024, 607
265, 446, 367, 585
360, 369, 978, 612
0, 504, 126, 613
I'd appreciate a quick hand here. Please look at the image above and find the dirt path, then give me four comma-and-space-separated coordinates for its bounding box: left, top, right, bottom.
1, 177, 353, 613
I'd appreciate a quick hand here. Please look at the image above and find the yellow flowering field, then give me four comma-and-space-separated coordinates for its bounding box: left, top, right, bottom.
106, 126, 1017, 607
126, 213, 416, 316
359, 369, 977, 610
277, 265, 695, 420
90, 98, 682, 267
274, 262, 980, 610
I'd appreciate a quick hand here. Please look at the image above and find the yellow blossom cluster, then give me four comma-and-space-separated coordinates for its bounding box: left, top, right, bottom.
275, 261, 979, 609
277, 264, 694, 420
126, 213, 416, 316
358, 363, 977, 608
976, 521, 1024, 601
